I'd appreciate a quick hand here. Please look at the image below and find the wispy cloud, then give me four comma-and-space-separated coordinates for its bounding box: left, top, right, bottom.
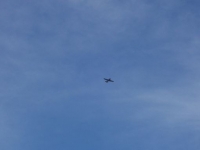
1, 0, 200, 149
135, 82, 200, 128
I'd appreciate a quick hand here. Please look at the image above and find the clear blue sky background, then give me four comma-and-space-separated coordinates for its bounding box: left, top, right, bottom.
1, 0, 200, 149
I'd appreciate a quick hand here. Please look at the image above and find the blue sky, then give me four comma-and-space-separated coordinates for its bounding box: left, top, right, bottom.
1, 0, 200, 149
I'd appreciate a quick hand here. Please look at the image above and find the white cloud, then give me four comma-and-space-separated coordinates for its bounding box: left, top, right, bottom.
135, 79, 200, 129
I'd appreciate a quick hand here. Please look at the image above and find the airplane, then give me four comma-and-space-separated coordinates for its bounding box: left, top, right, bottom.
104, 78, 114, 83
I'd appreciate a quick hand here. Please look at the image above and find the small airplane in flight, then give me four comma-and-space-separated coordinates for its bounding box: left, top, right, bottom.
104, 78, 114, 83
